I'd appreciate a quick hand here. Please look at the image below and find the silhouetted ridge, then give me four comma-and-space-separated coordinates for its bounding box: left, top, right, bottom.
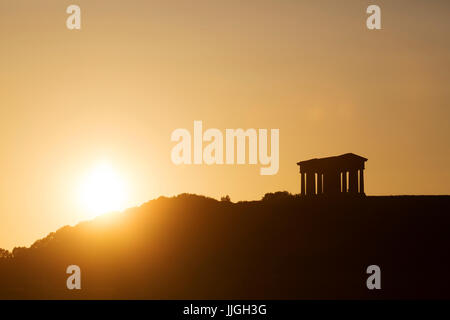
1, 194, 449, 299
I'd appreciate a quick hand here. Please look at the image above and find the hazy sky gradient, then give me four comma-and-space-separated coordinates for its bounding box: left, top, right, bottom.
1, 0, 449, 249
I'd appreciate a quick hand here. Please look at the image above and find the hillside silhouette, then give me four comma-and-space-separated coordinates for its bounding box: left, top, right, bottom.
1, 193, 449, 299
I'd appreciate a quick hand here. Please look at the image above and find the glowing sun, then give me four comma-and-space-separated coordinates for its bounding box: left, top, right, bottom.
79, 162, 128, 216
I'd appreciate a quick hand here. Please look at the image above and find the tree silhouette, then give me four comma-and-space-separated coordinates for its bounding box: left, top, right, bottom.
0, 248, 12, 259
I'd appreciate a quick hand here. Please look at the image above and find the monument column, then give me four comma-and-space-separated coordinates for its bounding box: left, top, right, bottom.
342, 171, 347, 193
306, 172, 315, 195
359, 169, 365, 195
349, 169, 358, 194
301, 172, 305, 196
317, 173, 322, 194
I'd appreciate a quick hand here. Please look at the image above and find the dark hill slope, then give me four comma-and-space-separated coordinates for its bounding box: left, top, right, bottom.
0, 194, 449, 299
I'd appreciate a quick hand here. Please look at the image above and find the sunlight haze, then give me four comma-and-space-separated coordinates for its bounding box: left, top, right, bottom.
0, 0, 449, 250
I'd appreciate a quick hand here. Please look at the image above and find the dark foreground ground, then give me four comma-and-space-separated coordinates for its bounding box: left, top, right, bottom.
1, 193, 449, 299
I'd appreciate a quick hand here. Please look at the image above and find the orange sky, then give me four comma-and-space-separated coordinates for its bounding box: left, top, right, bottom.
1, 0, 449, 250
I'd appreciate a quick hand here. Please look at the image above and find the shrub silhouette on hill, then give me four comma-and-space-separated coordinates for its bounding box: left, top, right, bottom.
0, 193, 450, 299
261, 191, 296, 201
0, 248, 12, 259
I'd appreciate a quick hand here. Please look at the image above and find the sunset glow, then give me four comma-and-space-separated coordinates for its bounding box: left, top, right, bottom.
0, 0, 449, 252
78, 162, 128, 217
